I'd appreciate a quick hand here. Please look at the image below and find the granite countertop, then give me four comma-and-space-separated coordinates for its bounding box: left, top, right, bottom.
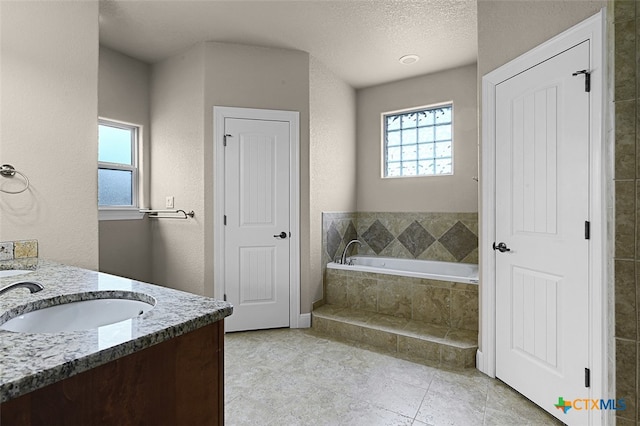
0, 260, 233, 403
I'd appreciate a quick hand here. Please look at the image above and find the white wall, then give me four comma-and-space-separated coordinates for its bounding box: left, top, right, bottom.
98, 46, 152, 282
309, 56, 357, 303
356, 64, 478, 213
0, 1, 99, 270
149, 42, 312, 308
149, 44, 206, 294
202, 42, 310, 305
477, 0, 605, 78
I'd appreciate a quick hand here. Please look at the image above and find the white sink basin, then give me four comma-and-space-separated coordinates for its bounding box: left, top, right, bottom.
0, 270, 32, 278
0, 295, 155, 333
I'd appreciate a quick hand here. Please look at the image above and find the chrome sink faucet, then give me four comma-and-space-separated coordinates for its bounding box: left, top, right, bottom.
341, 239, 362, 265
0, 281, 44, 296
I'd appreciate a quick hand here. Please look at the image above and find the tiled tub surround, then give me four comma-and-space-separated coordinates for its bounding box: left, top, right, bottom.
322, 212, 358, 269
0, 239, 38, 270
323, 212, 478, 265
313, 264, 478, 369
0, 260, 232, 403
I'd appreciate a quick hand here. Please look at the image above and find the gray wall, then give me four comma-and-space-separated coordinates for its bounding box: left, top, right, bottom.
0, 1, 99, 270
149, 42, 313, 310
118, 41, 354, 314
149, 44, 206, 295
98, 46, 152, 283
356, 64, 478, 213
477, 0, 605, 77
309, 56, 357, 304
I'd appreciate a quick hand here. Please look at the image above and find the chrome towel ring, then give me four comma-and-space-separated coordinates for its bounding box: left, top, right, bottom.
0, 164, 30, 194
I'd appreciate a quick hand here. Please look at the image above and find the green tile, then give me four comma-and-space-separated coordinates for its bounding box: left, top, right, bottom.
347, 276, 378, 312
419, 213, 459, 239
360, 327, 398, 353
377, 279, 412, 318
614, 100, 635, 179
412, 285, 451, 327
450, 289, 479, 331
615, 20, 636, 101
616, 338, 637, 421
325, 270, 348, 307
420, 241, 457, 263
439, 221, 478, 262
614, 0, 636, 23
440, 346, 476, 369
616, 180, 636, 259
397, 221, 435, 258
617, 416, 637, 426
397, 335, 441, 365
615, 260, 636, 339
636, 181, 640, 259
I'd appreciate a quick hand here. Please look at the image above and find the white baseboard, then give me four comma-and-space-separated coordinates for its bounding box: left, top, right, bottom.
476, 349, 484, 374
476, 349, 495, 378
296, 313, 311, 328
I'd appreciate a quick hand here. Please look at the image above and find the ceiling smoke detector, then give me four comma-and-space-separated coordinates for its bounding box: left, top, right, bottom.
399, 54, 420, 65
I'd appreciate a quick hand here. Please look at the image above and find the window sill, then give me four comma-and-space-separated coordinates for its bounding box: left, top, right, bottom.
382, 173, 454, 179
99, 208, 145, 221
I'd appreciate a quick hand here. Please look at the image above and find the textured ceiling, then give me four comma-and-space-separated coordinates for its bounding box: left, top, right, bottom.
99, 0, 477, 89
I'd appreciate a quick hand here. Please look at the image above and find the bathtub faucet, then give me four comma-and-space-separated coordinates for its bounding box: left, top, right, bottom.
341, 239, 362, 265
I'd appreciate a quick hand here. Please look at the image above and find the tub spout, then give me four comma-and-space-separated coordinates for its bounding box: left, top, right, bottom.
341, 240, 362, 265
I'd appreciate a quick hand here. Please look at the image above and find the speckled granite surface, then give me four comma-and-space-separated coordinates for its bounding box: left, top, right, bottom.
0, 260, 232, 403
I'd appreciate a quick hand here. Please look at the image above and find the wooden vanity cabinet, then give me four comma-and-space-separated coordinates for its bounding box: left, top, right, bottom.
1, 320, 224, 426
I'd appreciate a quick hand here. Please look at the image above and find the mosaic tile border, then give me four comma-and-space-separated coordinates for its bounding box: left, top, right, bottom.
0, 239, 38, 270
322, 212, 478, 265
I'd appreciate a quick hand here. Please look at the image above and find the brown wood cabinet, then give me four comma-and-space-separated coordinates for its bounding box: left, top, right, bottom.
1, 320, 224, 426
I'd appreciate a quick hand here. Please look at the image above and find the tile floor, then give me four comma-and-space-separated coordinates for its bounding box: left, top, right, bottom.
225, 329, 563, 425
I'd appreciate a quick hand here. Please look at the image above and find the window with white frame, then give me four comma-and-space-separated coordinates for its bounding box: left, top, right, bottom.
98, 119, 139, 209
383, 104, 453, 178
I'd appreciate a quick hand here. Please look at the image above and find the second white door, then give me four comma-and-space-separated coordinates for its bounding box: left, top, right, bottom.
495, 41, 591, 424
223, 117, 291, 332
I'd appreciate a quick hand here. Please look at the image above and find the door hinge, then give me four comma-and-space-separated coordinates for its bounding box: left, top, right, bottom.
585, 367, 590, 388
224, 215, 227, 225
223, 134, 232, 147
585, 221, 590, 240
572, 69, 591, 92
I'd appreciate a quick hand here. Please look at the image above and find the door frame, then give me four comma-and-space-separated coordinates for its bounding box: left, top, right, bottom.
479, 9, 608, 416
213, 106, 302, 329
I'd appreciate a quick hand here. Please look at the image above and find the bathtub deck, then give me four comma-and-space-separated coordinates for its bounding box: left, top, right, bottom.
311, 305, 477, 369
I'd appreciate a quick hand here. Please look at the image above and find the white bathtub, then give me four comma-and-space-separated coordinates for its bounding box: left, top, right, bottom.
327, 255, 479, 284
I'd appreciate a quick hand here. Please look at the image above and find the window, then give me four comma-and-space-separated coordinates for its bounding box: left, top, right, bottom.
383, 104, 453, 178
98, 119, 141, 219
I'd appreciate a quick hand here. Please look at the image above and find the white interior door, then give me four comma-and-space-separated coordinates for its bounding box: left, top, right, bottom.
495, 41, 590, 424
223, 117, 290, 332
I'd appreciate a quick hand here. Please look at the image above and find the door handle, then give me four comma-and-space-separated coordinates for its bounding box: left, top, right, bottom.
493, 242, 511, 253
274, 232, 287, 239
